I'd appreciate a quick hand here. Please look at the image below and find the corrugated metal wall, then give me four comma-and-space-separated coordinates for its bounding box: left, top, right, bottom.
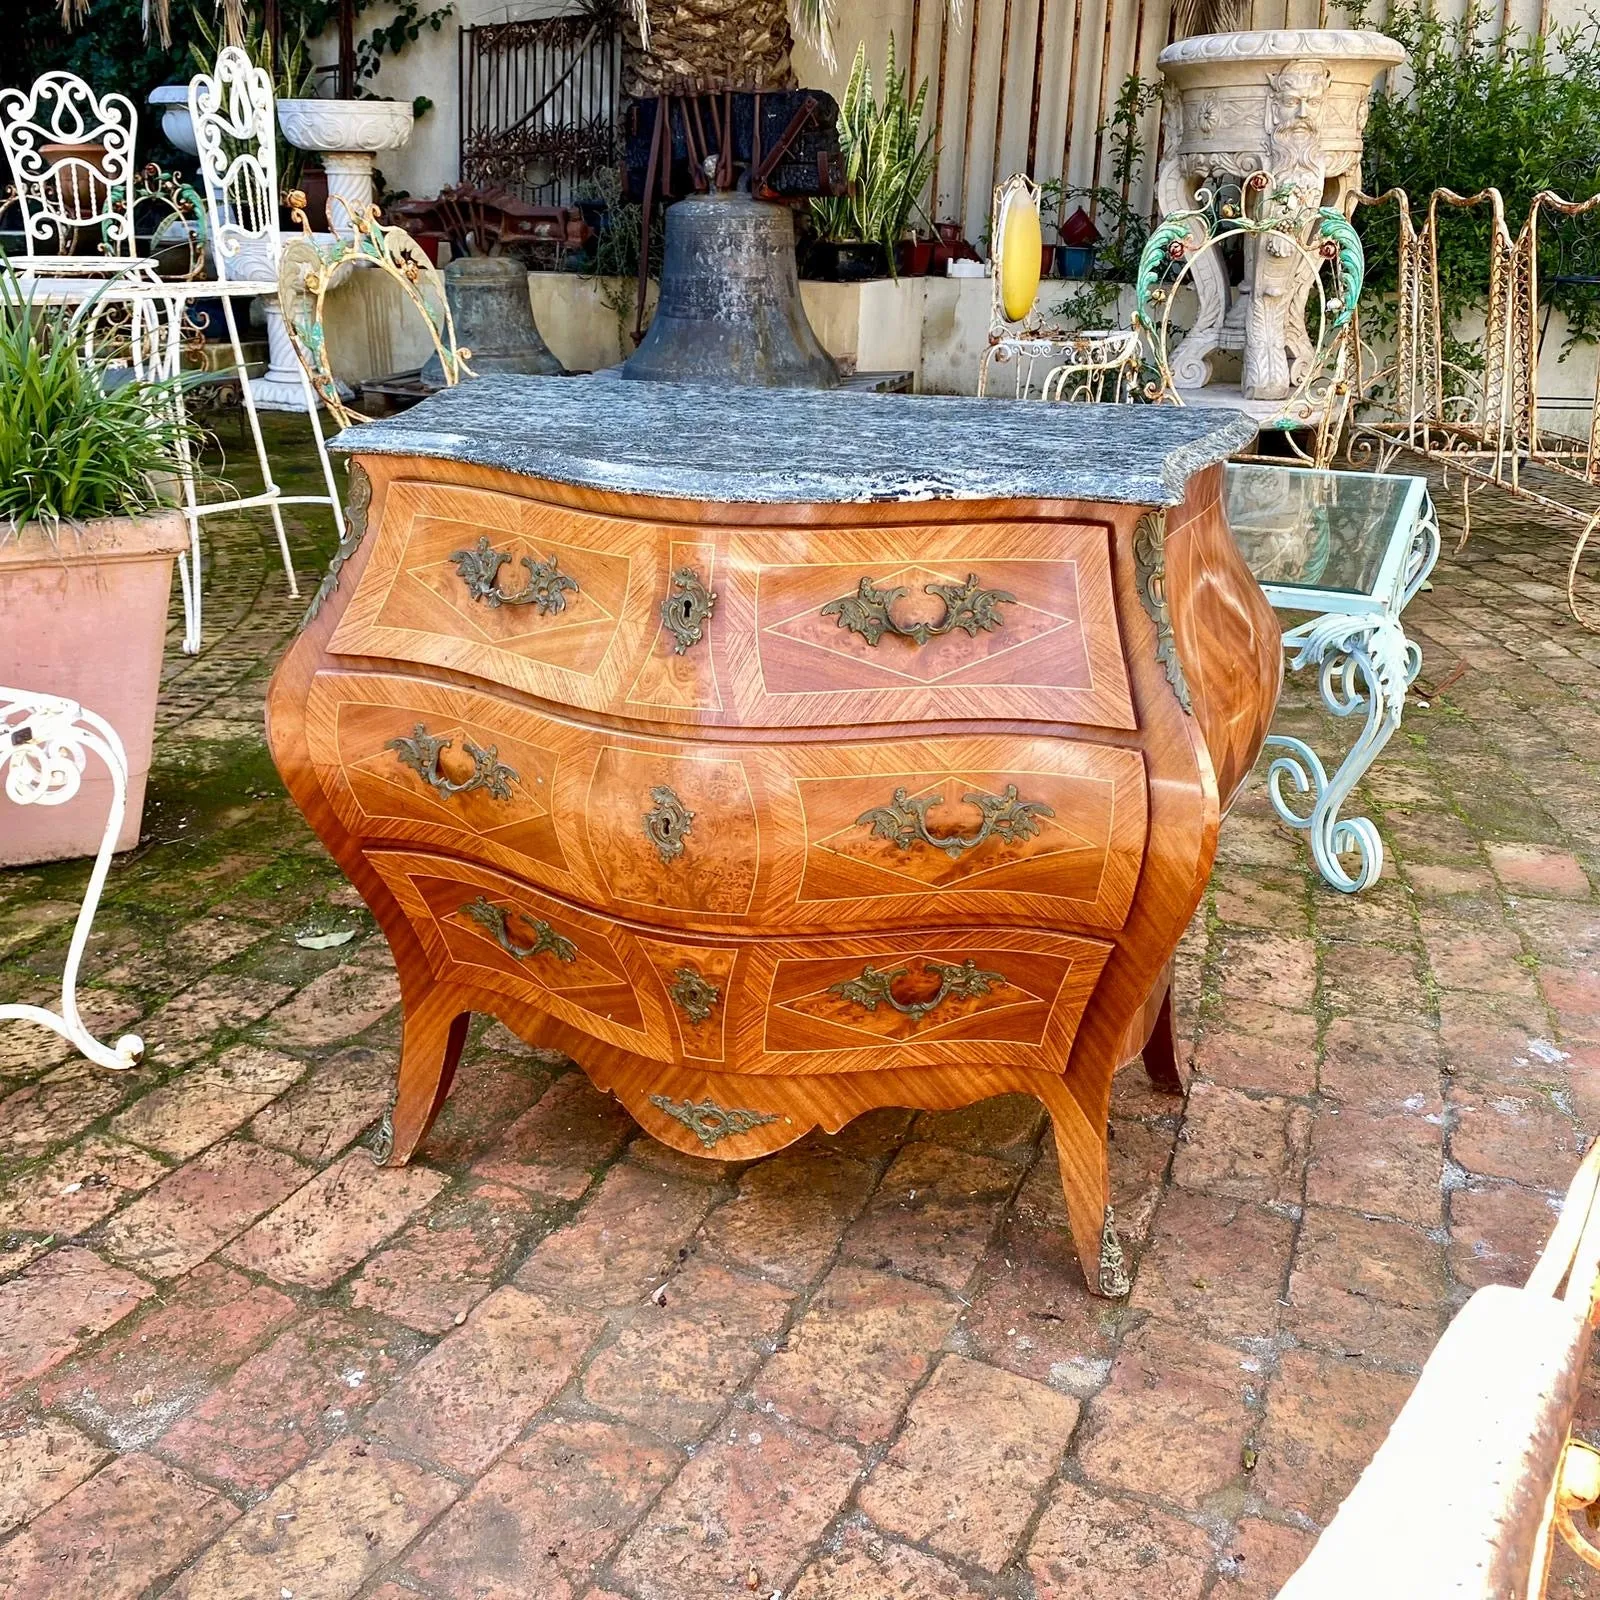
791, 0, 1587, 249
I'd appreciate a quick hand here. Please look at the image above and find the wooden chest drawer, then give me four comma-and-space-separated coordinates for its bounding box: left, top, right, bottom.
327, 478, 1135, 732
307, 672, 1148, 935
368, 849, 1112, 1078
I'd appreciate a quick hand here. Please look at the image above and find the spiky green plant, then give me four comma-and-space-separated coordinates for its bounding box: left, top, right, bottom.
809, 37, 937, 272
0, 271, 202, 532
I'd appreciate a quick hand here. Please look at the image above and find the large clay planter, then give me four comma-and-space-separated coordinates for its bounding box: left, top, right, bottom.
0, 512, 188, 865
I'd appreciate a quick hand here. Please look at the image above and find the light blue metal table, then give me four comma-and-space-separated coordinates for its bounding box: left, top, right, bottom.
1226, 463, 1441, 893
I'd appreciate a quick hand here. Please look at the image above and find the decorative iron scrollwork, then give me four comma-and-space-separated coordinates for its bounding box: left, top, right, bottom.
386, 723, 518, 801
820, 572, 1017, 647
668, 963, 721, 1024
856, 783, 1054, 860
1132, 511, 1193, 713
643, 784, 695, 864
660, 567, 716, 654
828, 958, 1007, 1022
462, 896, 577, 963
450, 534, 579, 614
647, 1093, 778, 1148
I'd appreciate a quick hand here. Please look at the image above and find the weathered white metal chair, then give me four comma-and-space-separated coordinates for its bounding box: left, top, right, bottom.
1132, 173, 1362, 469
978, 175, 1141, 404
0, 71, 139, 261
275, 190, 471, 433
185, 46, 344, 648
0, 690, 145, 1071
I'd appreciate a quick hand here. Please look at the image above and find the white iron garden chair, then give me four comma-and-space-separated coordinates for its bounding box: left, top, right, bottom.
977, 174, 1142, 404
1133, 179, 1443, 894
186, 46, 344, 642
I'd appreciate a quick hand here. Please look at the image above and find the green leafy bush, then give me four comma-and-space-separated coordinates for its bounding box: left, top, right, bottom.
1353, 0, 1600, 345
0, 272, 201, 530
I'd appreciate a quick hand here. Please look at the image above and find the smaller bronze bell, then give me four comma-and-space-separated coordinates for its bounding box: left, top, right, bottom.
421, 254, 564, 386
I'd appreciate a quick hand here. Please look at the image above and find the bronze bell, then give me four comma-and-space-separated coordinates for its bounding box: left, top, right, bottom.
620, 188, 838, 389
421, 254, 565, 387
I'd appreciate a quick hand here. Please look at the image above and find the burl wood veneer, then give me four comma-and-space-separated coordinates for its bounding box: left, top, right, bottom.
265, 377, 1280, 1296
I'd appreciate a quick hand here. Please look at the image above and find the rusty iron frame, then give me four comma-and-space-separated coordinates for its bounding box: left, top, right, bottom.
1347, 185, 1600, 627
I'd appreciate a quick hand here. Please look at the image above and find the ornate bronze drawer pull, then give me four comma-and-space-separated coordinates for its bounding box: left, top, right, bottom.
463, 896, 577, 963
387, 723, 518, 801
643, 784, 695, 865
450, 535, 578, 614
821, 572, 1016, 647
829, 958, 1007, 1021
661, 567, 716, 654
648, 1093, 777, 1148
857, 783, 1053, 859
668, 963, 721, 1024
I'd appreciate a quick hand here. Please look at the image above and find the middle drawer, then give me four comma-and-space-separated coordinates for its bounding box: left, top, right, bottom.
305, 670, 1148, 936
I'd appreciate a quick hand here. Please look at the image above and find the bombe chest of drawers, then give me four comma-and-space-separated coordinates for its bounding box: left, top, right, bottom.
266, 376, 1279, 1296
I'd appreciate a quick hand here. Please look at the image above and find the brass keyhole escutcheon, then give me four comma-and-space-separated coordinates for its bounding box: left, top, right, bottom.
643, 784, 695, 865
661, 567, 716, 654
668, 963, 721, 1024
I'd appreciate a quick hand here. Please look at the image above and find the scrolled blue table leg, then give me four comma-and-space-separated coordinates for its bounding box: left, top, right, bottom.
1266, 611, 1416, 894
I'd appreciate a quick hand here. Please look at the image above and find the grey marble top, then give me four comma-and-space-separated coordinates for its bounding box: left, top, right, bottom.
332, 375, 1256, 507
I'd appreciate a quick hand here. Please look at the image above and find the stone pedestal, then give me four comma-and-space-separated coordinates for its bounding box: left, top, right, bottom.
276, 99, 414, 239
1156, 29, 1404, 402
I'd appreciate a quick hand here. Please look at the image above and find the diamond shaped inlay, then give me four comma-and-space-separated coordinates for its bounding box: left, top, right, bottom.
762, 562, 1079, 687
806, 774, 1108, 891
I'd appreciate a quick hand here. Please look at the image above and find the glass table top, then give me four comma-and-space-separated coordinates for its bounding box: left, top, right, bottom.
1224, 463, 1425, 601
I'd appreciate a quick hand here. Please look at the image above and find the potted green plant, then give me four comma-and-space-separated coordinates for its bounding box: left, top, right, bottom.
0, 273, 198, 866
808, 37, 936, 281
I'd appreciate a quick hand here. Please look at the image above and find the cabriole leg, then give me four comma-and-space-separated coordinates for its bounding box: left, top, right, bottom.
1142, 984, 1185, 1096
1036, 1076, 1131, 1300
375, 992, 470, 1167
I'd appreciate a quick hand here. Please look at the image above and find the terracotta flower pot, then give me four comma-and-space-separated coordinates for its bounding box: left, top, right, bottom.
0, 511, 189, 865
37, 141, 112, 223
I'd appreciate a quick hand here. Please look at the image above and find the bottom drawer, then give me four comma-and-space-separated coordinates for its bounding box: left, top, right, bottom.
368, 849, 1112, 1078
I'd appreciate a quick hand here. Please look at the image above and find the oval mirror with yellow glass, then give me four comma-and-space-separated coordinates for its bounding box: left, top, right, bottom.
994, 173, 1044, 324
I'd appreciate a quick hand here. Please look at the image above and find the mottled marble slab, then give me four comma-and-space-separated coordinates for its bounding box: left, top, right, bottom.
332, 374, 1256, 507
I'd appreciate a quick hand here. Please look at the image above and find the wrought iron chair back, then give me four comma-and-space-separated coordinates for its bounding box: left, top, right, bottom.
188, 46, 281, 286
277, 191, 473, 431
978, 173, 1141, 405
1132, 173, 1364, 468
0, 72, 138, 257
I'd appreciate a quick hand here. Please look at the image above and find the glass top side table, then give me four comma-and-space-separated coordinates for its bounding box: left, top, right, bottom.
1225, 462, 1441, 892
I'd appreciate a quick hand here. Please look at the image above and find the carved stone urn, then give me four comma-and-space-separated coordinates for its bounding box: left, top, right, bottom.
1155, 29, 1404, 404
277, 98, 414, 240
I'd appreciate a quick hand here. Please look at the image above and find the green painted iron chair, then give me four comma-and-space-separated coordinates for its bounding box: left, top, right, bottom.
275, 190, 472, 432
1131, 171, 1364, 469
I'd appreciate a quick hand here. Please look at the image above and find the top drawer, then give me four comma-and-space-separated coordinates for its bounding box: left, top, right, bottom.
329, 478, 1135, 733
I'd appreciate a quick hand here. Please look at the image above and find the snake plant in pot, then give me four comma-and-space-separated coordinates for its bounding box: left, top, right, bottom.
0, 270, 198, 864
808, 37, 937, 280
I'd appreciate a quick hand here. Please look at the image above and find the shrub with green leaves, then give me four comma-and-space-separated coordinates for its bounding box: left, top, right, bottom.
0, 273, 201, 531
1353, 0, 1600, 346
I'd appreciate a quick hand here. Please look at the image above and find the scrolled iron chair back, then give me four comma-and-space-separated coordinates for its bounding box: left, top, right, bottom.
1133, 173, 1365, 467
188, 46, 280, 280
0, 72, 138, 255
276, 191, 473, 431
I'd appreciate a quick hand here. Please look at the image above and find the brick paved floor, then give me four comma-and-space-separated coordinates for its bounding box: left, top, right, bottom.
3, 413, 1600, 1598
